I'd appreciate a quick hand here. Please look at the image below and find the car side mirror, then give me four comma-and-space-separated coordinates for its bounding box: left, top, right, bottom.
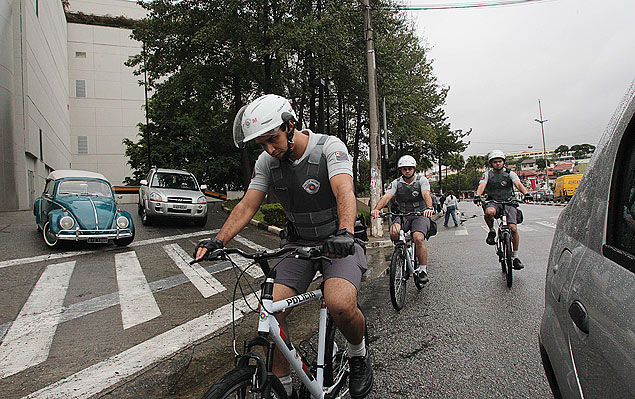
200, 184, 207, 191
140, 180, 148, 186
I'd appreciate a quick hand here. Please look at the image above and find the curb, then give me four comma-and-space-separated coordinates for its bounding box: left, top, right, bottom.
222, 206, 283, 236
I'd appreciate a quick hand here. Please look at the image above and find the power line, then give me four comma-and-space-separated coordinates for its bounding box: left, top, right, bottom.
376, 0, 553, 11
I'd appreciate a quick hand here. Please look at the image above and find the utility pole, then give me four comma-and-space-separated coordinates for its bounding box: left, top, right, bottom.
363, 0, 383, 237
143, 42, 152, 169
534, 99, 548, 189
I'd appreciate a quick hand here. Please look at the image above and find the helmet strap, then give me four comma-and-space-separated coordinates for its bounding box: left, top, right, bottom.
281, 120, 295, 161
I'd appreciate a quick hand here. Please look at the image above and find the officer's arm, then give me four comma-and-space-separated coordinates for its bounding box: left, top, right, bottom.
216, 189, 266, 245
422, 190, 433, 208
330, 173, 356, 233
513, 179, 528, 195
475, 182, 486, 196
372, 192, 394, 213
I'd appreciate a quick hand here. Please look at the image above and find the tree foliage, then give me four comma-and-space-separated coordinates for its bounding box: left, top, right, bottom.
123, 0, 460, 192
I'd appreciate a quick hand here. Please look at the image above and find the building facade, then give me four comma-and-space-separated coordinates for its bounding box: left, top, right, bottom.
1, 0, 147, 210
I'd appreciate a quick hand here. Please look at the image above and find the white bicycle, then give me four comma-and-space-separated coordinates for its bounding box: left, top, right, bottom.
197, 246, 364, 399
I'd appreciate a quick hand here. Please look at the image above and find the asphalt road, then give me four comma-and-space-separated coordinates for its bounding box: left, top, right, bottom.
0, 201, 560, 398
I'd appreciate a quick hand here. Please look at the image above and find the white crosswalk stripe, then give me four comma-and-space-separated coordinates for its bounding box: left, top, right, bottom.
115, 252, 161, 330
163, 244, 226, 298
455, 227, 469, 235
26, 294, 260, 399
536, 221, 557, 229
227, 234, 267, 278
0, 261, 76, 378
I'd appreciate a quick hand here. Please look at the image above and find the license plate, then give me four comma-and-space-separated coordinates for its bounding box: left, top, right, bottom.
172, 204, 188, 210
88, 238, 108, 244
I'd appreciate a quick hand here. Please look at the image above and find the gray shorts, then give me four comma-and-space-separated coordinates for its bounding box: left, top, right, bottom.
274, 242, 367, 294
392, 215, 431, 236
485, 202, 518, 224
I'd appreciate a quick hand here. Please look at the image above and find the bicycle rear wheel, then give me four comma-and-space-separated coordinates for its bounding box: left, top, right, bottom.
202, 366, 287, 399
497, 232, 506, 274
390, 247, 408, 310
503, 233, 513, 288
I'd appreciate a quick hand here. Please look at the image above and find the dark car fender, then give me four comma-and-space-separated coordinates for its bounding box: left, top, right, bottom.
46, 209, 67, 235
33, 198, 42, 223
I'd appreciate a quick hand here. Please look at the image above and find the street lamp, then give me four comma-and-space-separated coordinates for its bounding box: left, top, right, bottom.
534, 99, 548, 189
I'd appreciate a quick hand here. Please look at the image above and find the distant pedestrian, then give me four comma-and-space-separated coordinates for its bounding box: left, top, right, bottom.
431, 193, 440, 213
443, 190, 459, 227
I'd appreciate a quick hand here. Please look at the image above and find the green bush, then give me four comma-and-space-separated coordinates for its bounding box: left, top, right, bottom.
260, 203, 287, 228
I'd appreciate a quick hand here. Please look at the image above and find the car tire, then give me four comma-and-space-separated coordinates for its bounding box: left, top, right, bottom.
194, 214, 207, 227
141, 208, 152, 226
137, 201, 143, 216
114, 231, 135, 247
42, 221, 61, 248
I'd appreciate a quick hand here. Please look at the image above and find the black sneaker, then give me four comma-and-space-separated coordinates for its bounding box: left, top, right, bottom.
512, 258, 525, 270
415, 270, 429, 285
349, 351, 373, 398
486, 231, 496, 245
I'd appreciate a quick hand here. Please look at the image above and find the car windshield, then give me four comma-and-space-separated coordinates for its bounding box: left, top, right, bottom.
151, 173, 198, 190
57, 180, 113, 197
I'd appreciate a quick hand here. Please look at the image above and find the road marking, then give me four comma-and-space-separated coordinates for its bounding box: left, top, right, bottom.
0, 229, 220, 270
536, 221, 557, 229
517, 224, 536, 232
455, 227, 468, 235
481, 225, 490, 233
115, 252, 161, 330
26, 294, 260, 399
0, 261, 237, 343
163, 244, 226, 298
0, 261, 76, 378
227, 234, 266, 278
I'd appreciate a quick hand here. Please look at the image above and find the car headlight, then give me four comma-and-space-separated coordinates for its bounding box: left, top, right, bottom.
60, 216, 74, 230
197, 196, 207, 204
150, 192, 163, 202
116, 216, 129, 228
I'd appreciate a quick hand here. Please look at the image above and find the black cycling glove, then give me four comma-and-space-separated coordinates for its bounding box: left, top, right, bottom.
524, 193, 533, 202
323, 229, 355, 257
193, 237, 224, 259
473, 195, 482, 205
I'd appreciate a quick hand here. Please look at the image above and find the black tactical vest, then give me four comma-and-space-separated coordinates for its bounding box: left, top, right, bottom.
390, 176, 426, 213
271, 135, 339, 241
486, 169, 514, 201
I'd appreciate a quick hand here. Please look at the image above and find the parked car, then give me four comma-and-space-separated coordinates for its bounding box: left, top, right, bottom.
33, 170, 135, 248
539, 84, 635, 398
138, 168, 208, 226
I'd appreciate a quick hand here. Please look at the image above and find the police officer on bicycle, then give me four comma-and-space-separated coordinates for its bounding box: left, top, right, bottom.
370, 155, 435, 284
473, 150, 532, 270
193, 94, 373, 399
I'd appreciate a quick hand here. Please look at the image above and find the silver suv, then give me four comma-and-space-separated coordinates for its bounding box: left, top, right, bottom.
539, 83, 635, 398
138, 168, 208, 226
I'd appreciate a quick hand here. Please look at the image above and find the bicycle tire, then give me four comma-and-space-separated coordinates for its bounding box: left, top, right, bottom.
389, 247, 407, 310
497, 232, 506, 274
324, 314, 349, 391
504, 233, 513, 288
202, 365, 287, 399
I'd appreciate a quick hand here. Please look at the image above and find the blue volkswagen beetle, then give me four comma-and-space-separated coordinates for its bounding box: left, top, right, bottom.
33, 170, 135, 248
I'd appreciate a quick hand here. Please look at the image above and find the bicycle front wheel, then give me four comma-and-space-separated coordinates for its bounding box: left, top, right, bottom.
202, 366, 287, 399
324, 315, 350, 392
503, 233, 513, 288
497, 234, 506, 274
390, 247, 408, 310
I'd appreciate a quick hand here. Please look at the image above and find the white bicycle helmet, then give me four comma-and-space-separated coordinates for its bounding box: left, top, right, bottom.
488, 150, 506, 163
235, 94, 296, 147
397, 155, 417, 168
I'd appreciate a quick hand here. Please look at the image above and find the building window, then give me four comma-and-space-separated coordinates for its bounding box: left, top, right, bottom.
75, 52, 87, 58
78, 136, 88, 155
39, 129, 43, 161
76, 80, 86, 98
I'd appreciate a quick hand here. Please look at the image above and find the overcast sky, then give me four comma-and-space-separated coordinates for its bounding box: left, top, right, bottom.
401, 0, 635, 157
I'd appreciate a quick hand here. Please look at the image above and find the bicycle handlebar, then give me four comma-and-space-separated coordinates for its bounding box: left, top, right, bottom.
378, 211, 428, 218
190, 245, 328, 265
484, 199, 520, 206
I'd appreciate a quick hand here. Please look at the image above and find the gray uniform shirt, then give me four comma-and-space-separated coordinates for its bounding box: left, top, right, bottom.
386, 174, 431, 196
248, 130, 353, 193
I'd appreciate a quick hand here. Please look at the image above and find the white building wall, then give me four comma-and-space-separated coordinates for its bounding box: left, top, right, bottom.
67, 0, 147, 20
68, 22, 145, 185
0, 0, 70, 210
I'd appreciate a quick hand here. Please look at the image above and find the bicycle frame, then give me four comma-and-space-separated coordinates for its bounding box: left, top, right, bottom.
256, 279, 344, 399
396, 229, 417, 277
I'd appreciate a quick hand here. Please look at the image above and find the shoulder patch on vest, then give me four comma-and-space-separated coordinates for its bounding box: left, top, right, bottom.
412, 191, 419, 197
302, 179, 321, 194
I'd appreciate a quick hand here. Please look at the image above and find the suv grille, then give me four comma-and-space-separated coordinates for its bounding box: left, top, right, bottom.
167, 197, 192, 203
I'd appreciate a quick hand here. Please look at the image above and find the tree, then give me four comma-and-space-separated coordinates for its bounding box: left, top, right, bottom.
555, 144, 569, 155
426, 123, 470, 193
465, 155, 487, 172
536, 158, 547, 170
